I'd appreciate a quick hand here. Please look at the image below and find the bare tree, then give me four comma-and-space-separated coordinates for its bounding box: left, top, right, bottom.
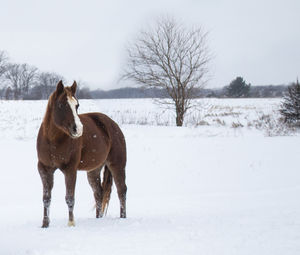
123, 17, 211, 126
22, 64, 38, 96
5, 64, 21, 99
0, 51, 8, 81
37, 71, 65, 99
75, 79, 92, 99
5, 63, 38, 99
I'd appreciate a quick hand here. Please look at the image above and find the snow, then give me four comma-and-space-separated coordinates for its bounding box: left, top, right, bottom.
0, 98, 299, 255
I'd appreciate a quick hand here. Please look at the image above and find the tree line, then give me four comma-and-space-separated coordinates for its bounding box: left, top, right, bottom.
0, 51, 91, 100
90, 84, 287, 99
88, 75, 288, 99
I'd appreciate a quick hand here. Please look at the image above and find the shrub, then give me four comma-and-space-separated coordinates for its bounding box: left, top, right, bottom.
280, 79, 300, 126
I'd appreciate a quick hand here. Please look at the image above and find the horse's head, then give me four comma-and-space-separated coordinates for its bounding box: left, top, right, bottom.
51, 80, 83, 139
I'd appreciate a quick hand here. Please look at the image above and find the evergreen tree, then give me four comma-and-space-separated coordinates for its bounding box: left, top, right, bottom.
280, 79, 300, 125
226, 76, 251, 97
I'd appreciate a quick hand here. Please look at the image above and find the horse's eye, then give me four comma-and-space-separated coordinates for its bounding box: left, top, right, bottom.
58, 103, 68, 109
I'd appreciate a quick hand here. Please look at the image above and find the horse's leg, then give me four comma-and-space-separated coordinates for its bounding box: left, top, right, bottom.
63, 170, 77, 226
38, 162, 56, 228
87, 167, 103, 218
109, 165, 127, 218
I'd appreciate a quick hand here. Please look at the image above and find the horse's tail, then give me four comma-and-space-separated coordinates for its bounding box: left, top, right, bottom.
101, 165, 113, 216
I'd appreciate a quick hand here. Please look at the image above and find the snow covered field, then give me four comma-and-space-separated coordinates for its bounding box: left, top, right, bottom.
0, 98, 283, 139
0, 98, 299, 255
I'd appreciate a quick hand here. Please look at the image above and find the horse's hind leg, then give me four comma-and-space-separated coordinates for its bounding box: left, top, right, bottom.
108, 164, 127, 218
87, 167, 103, 218
38, 162, 56, 228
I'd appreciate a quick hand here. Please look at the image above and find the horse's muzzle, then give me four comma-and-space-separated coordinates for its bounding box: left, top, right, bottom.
70, 123, 83, 138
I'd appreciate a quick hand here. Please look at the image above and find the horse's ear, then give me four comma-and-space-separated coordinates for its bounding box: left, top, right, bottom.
56, 80, 64, 95
71, 81, 77, 95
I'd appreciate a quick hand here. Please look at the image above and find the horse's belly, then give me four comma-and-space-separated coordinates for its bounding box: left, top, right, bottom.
78, 144, 109, 171
78, 155, 107, 171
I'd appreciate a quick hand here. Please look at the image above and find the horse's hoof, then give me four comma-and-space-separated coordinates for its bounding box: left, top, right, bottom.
96, 212, 104, 218
68, 220, 75, 227
42, 223, 49, 228
42, 220, 49, 228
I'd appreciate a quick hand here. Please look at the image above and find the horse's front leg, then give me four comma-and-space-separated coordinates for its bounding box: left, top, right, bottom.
38, 162, 56, 228
63, 169, 77, 227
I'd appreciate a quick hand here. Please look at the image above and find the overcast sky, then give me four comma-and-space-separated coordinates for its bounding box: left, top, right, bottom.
1, 0, 299, 89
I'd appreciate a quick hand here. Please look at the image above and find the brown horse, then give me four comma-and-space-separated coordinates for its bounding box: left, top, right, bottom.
36, 80, 127, 228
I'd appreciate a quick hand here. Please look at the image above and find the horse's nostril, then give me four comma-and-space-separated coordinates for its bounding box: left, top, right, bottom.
72, 124, 77, 133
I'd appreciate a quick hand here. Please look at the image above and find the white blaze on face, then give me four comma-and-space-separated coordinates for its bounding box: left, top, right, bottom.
67, 96, 83, 137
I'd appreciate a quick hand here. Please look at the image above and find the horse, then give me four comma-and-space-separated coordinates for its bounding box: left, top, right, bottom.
36, 80, 127, 228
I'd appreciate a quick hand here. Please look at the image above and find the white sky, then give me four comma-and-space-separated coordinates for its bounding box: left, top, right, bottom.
0, 0, 299, 89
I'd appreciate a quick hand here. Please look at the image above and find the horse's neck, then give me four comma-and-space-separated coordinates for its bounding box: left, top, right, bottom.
43, 121, 65, 142
43, 105, 67, 142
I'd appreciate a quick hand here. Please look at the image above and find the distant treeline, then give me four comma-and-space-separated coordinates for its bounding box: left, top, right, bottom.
0, 84, 288, 100
86, 85, 287, 99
